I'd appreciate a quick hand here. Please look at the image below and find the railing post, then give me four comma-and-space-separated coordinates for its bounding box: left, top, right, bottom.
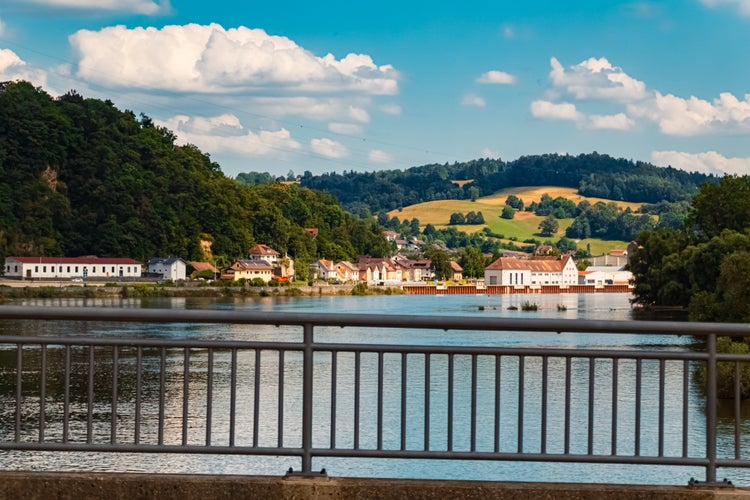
706, 332, 717, 484
301, 322, 314, 474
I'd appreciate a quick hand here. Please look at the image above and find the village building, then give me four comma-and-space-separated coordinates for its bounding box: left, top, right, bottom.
220, 259, 274, 283
450, 261, 464, 281
578, 266, 633, 285
189, 261, 219, 280
312, 259, 339, 281
484, 255, 578, 286
248, 244, 294, 280
3, 256, 142, 280
147, 257, 186, 281
334, 261, 360, 282
589, 249, 629, 267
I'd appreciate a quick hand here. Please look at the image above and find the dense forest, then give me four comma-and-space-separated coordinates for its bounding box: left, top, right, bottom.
284, 153, 715, 216
0, 81, 389, 279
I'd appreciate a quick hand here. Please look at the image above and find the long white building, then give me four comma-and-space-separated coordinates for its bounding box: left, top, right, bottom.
484, 255, 578, 286
4, 256, 142, 280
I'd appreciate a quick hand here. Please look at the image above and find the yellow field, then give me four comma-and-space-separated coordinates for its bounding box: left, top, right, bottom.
387, 186, 637, 255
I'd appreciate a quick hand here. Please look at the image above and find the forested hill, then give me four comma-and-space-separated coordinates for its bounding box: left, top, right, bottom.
290, 153, 716, 216
0, 81, 389, 273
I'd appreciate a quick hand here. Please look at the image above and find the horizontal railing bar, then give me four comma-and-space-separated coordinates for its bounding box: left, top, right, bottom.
0, 337, 711, 361
1, 305, 750, 338
0, 442, 713, 467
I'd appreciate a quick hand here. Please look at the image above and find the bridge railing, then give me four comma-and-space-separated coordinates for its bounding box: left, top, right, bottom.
1, 305, 749, 485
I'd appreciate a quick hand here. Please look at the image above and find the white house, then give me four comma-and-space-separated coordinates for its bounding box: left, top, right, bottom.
313, 259, 339, 281
4, 256, 142, 280
484, 255, 578, 286
578, 266, 633, 285
147, 257, 186, 281
248, 244, 280, 264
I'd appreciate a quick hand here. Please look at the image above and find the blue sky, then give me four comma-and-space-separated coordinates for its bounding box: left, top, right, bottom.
1, 1, 750, 179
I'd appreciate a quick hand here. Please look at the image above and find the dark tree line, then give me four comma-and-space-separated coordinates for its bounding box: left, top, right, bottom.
0, 81, 389, 276
288, 152, 715, 215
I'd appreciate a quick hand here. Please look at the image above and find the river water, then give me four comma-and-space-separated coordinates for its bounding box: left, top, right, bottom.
0, 293, 748, 485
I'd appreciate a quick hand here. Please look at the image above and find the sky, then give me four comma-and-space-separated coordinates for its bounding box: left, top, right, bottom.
1, 1, 750, 179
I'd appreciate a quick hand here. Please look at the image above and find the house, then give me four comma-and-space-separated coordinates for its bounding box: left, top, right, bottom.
383, 231, 400, 242
190, 261, 219, 280
578, 265, 633, 285
3, 256, 142, 280
248, 244, 280, 264
484, 255, 577, 286
220, 260, 274, 283
589, 249, 629, 267
147, 257, 186, 281
334, 261, 360, 282
449, 261, 463, 281
313, 259, 339, 281
356, 257, 403, 284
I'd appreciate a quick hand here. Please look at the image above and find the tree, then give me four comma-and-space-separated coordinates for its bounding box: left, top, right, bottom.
426, 248, 453, 280
501, 206, 515, 220
505, 195, 523, 210
458, 246, 486, 278
538, 216, 559, 237
449, 212, 465, 225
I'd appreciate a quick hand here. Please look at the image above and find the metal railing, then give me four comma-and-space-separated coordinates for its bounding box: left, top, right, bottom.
1, 305, 750, 485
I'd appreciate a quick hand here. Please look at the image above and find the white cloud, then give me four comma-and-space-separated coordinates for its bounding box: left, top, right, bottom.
480, 147, 501, 159
0, 49, 48, 87
328, 122, 363, 135
310, 138, 348, 159
380, 103, 402, 115
69, 24, 398, 95
530, 100, 582, 121
549, 56, 647, 102
461, 93, 486, 108
588, 113, 635, 130
629, 91, 750, 135
700, 0, 750, 15
155, 114, 301, 156
651, 150, 750, 176
368, 149, 392, 163
476, 70, 516, 85
8, 0, 169, 14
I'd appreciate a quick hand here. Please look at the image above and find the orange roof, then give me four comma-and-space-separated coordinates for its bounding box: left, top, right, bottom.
248, 244, 279, 256
486, 256, 570, 273
191, 262, 218, 273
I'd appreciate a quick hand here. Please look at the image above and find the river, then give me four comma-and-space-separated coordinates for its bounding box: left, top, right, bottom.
1, 293, 748, 485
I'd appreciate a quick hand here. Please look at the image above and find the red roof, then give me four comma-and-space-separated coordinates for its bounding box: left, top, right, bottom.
485, 256, 571, 273
8, 256, 141, 265
248, 244, 279, 256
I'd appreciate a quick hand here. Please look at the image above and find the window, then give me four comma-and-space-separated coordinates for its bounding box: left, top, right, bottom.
67, 266, 70, 273
112, 266, 115, 273
75, 266, 79, 273
35, 266, 38, 272
43, 266, 47, 272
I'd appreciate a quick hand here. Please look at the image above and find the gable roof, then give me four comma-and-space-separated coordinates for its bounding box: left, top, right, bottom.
485, 256, 572, 273
191, 261, 218, 273
248, 244, 280, 256
148, 257, 184, 266
8, 256, 141, 265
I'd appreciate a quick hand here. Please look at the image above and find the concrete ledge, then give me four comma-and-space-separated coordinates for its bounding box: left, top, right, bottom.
1, 472, 749, 500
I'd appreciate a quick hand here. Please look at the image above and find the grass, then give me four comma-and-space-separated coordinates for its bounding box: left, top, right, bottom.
388, 185, 636, 255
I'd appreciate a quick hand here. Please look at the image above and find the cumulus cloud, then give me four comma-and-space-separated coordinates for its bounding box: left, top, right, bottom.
530, 100, 582, 121
368, 149, 392, 163
0, 49, 48, 87
476, 70, 516, 85
8, 0, 169, 14
461, 94, 486, 108
629, 91, 750, 136
380, 103, 402, 115
700, 0, 750, 15
310, 138, 348, 159
328, 122, 363, 135
588, 113, 635, 130
549, 56, 647, 102
155, 114, 301, 156
651, 150, 750, 176
69, 24, 398, 95
248, 97, 372, 123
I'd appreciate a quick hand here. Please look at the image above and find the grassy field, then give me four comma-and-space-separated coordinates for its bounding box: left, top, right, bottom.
388, 186, 637, 256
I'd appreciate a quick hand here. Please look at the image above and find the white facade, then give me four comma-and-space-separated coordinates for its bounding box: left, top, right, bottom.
484, 256, 578, 286
579, 266, 633, 285
4, 256, 142, 280
147, 257, 187, 281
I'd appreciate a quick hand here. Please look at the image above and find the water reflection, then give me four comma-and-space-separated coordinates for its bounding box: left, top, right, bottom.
0, 294, 746, 485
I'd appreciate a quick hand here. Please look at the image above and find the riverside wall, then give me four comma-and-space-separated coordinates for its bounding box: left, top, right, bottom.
1, 472, 748, 500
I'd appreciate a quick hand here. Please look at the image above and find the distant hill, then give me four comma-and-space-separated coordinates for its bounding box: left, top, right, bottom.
0, 81, 389, 276
290, 153, 716, 216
